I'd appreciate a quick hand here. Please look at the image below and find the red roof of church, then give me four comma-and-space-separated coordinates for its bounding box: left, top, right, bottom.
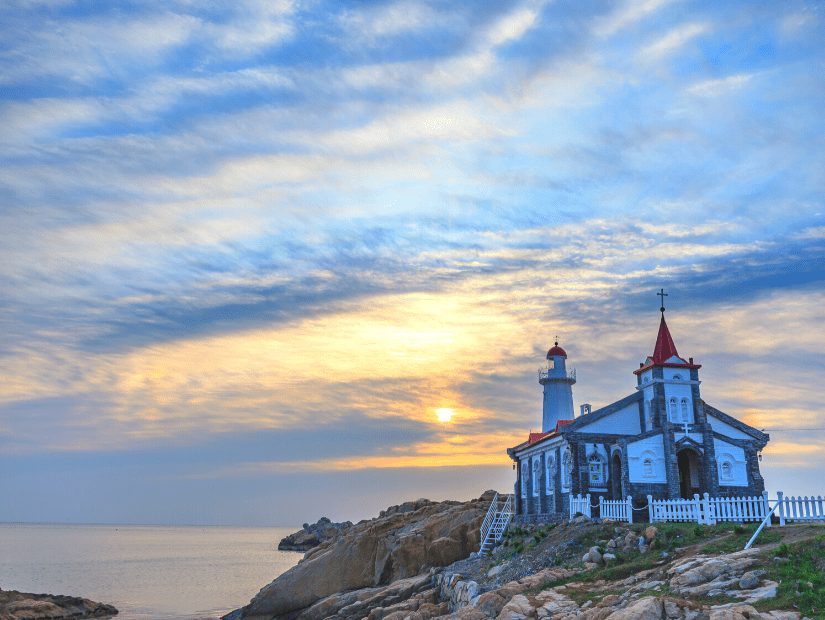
547, 345, 567, 357
527, 432, 549, 445
634, 314, 701, 375
519, 419, 574, 449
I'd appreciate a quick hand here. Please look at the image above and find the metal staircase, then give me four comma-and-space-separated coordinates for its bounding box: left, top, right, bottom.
479, 493, 513, 556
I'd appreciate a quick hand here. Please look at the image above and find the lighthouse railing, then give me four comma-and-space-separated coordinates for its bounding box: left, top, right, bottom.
538, 368, 576, 381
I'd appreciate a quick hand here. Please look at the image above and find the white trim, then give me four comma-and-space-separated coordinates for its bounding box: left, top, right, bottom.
636, 377, 701, 391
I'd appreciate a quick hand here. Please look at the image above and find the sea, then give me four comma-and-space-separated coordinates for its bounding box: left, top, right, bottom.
0, 523, 302, 620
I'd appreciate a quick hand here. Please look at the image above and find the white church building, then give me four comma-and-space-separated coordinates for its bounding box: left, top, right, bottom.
507, 304, 770, 522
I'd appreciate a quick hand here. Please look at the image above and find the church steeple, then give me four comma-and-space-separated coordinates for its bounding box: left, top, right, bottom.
634, 292, 701, 375
652, 315, 680, 365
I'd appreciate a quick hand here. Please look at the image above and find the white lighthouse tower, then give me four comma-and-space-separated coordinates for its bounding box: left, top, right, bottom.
539, 341, 576, 432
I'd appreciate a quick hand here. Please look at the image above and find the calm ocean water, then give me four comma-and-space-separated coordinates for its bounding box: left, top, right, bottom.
0, 523, 302, 620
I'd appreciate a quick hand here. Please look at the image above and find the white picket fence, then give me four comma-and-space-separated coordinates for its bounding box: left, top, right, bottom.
707, 493, 769, 524
648, 494, 706, 523
648, 492, 769, 525
569, 494, 591, 519
599, 496, 634, 523
570, 491, 823, 527
776, 492, 825, 525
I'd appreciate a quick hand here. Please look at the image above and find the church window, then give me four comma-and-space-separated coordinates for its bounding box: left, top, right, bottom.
546, 454, 555, 492
643, 459, 654, 477
672, 374, 682, 380
588, 453, 604, 486
562, 452, 572, 489
680, 399, 689, 422
669, 398, 677, 422
533, 459, 541, 496
521, 462, 528, 497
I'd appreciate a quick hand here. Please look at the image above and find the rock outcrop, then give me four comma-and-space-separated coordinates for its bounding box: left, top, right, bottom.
0, 591, 117, 620
279, 518, 354, 552
240, 495, 490, 620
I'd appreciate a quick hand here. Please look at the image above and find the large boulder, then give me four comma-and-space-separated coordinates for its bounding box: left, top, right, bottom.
240, 497, 488, 620
278, 517, 354, 551
0, 591, 117, 620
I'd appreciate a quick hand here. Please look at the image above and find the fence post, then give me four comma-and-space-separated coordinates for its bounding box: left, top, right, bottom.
703, 493, 713, 525
627, 496, 633, 524
762, 491, 770, 527
599, 495, 604, 521
586, 494, 591, 518
693, 494, 701, 524
777, 491, 785, 526
647, 495, 654, 523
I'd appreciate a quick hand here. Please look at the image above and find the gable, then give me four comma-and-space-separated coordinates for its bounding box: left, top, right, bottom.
576, 402, 641, 435
707, 415, 756, 441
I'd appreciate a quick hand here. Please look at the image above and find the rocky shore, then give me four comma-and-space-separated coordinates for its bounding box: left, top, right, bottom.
227, 493, 821, 620
0, 591, 117, 620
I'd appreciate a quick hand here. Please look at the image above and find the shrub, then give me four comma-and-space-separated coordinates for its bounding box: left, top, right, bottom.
574, 512, 584, 517
693, 525, 704, 538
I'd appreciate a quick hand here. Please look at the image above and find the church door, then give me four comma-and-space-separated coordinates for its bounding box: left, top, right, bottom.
676, 449, 701, 499
610, 452, 622, 500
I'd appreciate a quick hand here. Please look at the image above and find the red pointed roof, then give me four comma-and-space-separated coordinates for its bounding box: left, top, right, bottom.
633, 313, 701, 375
652, 315, 679, 364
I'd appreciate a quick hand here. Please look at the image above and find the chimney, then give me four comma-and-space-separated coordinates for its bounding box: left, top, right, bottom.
689, 357, 693, 364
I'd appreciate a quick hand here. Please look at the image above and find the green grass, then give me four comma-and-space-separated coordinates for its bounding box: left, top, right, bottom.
699, 523, 780, 554
753, 531, 825, 618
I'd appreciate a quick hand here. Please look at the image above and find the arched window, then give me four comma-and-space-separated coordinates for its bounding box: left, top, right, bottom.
562, 451, 572, 489
669, 398, 678, 422
588, 453, 604, 486
721, 460, 732, 480
643, 459, 654, 477
546, 454, 555, 492
680, 399, 689, 422
521, 462, 528, 497
644, 399, 651, 423
533, 459, 541, 496
672, 374, 682, 381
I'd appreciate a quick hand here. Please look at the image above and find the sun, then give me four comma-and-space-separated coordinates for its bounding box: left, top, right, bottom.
435, 408, 454, 422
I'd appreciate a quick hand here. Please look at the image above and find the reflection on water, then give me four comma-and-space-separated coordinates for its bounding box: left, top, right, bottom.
0, 524, 301, 620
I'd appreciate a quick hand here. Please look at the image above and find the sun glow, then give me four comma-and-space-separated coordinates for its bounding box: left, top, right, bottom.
435, 408, 454, 422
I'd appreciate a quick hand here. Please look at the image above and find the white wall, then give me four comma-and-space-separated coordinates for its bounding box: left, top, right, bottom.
577, 403, 641, 435
707, 415, 754, 441
627, 435, 667, 483
714, 438, 748, 486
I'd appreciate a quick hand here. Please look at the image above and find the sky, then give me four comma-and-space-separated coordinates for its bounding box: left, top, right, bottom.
1, 0, 824, 527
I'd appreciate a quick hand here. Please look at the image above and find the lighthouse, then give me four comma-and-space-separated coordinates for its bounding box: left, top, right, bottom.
539, 341, 576, 432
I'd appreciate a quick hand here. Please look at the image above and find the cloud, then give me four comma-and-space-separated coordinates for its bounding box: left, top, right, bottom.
688, 73, 756, 97
640, 21, 709, 59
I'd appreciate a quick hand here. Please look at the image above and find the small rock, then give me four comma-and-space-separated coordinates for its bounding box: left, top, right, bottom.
645, 526, 659, 540
738, 570, 765, 589
607, 539, 617, 549
663, 600, 681, 618
589, 546, 604, 565
487, 564, 506, 577
603, 553, 616, 564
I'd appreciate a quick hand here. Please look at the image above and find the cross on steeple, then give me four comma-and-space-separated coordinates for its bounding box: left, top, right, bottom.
657, 288, 668, 313
554, 334, 559, 346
